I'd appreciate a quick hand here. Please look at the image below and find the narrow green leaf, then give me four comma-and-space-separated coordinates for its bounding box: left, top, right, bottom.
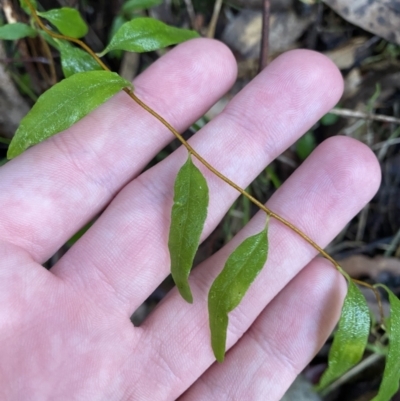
0, 23, 37, 40
8, 71, 131, 159
99, 17, 199, 56
122, 0, 163, 13
208, 224, 269, 362
37, 8, 88, 38
316, 278, 370, 390
169, 154, 209, 304
19, 0, 37, 14
372, 286, 400, 401
58, 40, 102, 78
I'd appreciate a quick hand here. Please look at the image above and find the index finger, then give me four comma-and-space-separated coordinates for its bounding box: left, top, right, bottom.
0, 39, 237, 262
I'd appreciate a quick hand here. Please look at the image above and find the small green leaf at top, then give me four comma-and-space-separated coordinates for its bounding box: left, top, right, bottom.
58, 40, 102, 78
122, 0, 163, 13
372, 286, 400, 401
316, 277, 370, 391
37, 8, 88, 38
8, 71, 131, 159
208, 223, 269, 362
169, 154, 209, 304
99, 17, 199, 56
19, 0, 37, 14
0, 23, 37, 40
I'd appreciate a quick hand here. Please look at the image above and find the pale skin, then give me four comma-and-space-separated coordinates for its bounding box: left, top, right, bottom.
0, 39, 381, 400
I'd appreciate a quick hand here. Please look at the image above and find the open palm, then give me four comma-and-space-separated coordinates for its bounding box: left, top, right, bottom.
0, 39, 380, 400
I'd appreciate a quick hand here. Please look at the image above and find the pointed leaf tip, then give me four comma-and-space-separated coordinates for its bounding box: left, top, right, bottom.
208, 223, 269, 362
168, 154, 209, 304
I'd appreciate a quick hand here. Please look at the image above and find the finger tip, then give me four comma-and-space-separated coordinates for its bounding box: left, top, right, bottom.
320, 136, 382, 202
270, 49, 344, 111
142, 37, 237, 93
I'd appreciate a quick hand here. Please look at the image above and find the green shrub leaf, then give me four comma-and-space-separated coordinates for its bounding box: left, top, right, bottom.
321, 112, 339, 126
19, 0, 37, 14
8, 71, 131, 159
208, 223, 269, 362
372, 286, 400, 401
296, 131, 316, 161
316, 277, 370, 390
122, 0, 163, 13
169, 154, 209, 304
37, 8, 88, 38
58, 40, 102, 78
99, 17, 199, 56
0, 23, 37, 40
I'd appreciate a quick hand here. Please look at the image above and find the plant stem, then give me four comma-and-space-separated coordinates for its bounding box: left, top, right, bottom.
127, 91, 340, 268
25, 0, 368, 280
259, 0, 270, 71
24, 0, 109, 72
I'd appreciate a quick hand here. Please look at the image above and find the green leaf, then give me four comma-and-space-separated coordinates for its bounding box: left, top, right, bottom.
107, 15, 128, 59
316, 278, 370, 390
39, 30, 60, 50
296, 131, 316, 161
8, 71, 131, 159
37, 8, 88, 38
122, 0, 163, 13
208, 224, 269, 362
58, 40, 102, 78
169, 154, 209, 304
0, 23, 37, 40
19, 0, 37, 14
99, 17, 199, 56
321, 112, 339, 126
372, 286, 400, 401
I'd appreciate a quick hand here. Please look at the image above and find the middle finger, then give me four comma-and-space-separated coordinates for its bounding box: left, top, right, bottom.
53, 50, 344, 313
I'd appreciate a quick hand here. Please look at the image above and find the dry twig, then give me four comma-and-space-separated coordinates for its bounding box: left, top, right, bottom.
207, 0, 223, 38
329, 108, 400, 125
183, 0, 197, 30
259, 0, 270, 71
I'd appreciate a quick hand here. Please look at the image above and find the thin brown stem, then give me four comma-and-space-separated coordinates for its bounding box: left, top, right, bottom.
207, 0, 223, 38
330, 108, 400, 125
352, 278, 385, 324
24, 0, 109, 72
259, 0, 270, 71
127, 90, 340, 269
183, 0, 197, 31
38, 31, 57, 85
25, 0, 342, 273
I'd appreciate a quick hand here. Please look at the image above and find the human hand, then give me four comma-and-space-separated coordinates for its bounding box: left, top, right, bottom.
0, 39, 380, 400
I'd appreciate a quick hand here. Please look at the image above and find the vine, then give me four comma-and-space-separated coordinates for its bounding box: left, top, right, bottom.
0, 1, 398, 399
